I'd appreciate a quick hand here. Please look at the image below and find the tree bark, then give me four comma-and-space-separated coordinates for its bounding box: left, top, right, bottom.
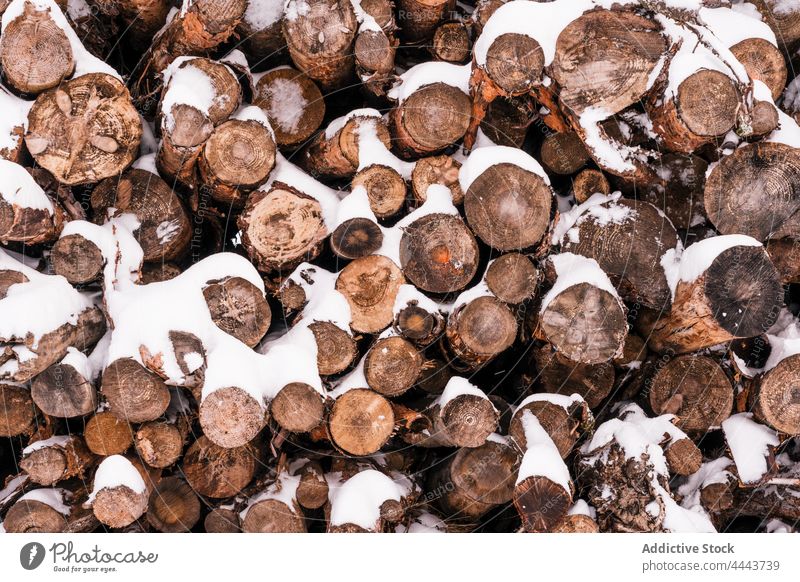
302, 114, 391, 179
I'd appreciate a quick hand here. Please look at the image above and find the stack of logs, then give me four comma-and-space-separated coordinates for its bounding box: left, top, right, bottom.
1, 0, 800, 534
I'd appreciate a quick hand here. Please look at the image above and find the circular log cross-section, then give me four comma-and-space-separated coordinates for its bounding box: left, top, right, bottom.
485, 253, 539, 304
390, 83, 472, 157
352, 165, 407, 219
3, 500, 67, 533
445, 296, 518, 369
484, 32, 544, 95
51, 234, 104, 285
282, 0, 357, 90
0, 3, 74, 95
531, 345, 615, 409
752, 353, 800, 435
135, 422, 185, 469
330, 217, 384, 260
678, 70, 739, 138
509, 401, 583, 459
238, 183, 327, 273
329, 389, 395, 456
730, 38, 787, 101
203, 277, 271, 348
101, 358, 171, 424
364, 336, 424, 397
182, 436, 258, 499
26, 74, 142, 185
432, 21, 471, 63
539, 283, 627, 365
198, 118, 277, 207
540, 131, 589, 176
335, 255, 406, 334
31, 363, 96, 418
93, 483, 149, 529
648, 355, 733, 435
204, 508, 241, 533
704, 142, 800, 241
550, 10, 667, 116
464, 163, 552, 251
147, 476, 201, 533
84, 411, 133, 456
514, 476, 571, 533
242, 499, 306, 533
438, 395, 498, 448
399, 213, 479, 293
411, 155, 463, 205
254, 67, 325, 148
91, 169, 191, 262
572, 168, 610, 204
199, 386, 265, 448
308, 321, 358, 375
270, 382, 324, 433
0, 383, 36, 437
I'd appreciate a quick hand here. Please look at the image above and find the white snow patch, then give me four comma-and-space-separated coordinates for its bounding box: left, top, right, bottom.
22, 435, 72, 455
516, 411, 572, 494
87, 455, 146, 503
0, 160, 54, 214
328, 470, 408, 529
18, 488, 71, 515
458, 145, 550, 193
387, 62, 470, 103
722, 413, 779, 484
244, 0, 284, 29
540, 253, 621, 313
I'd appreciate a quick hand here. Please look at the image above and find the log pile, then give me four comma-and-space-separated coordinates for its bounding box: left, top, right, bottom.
1, 0, 800, 535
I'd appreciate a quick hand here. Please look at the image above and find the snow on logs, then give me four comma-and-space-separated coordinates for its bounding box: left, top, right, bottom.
2, 0, 800, 535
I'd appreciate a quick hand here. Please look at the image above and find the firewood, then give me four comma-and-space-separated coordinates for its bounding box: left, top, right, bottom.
0, 162, 64, 245
134, 419, 187, 469
572, 169, 610, 204
282, 0, 357, 91
326, 468, 416, 532
20, 435, 94, 486
241, 471, 307, 532
396, 0, 454, 44
327, 388, 395, 455
431, 21, 471, 63
235, 0, 286, 70
445, 295, 517, 370
749, 353, 800, 435
202, 276, 272, 348
101, 358, 171, 424
92, 0, 169, 46
393, 296, 445, 346
428, 440, 518, 521
51, 234, 104, 284
335, 254, 405, 334
25, 73, 142, 185
329, 215, 384, 260
295, 459, 329, 509
182, 436, 259, 498
84, 411, 133, 456
753, 0, 800, 51
509, 393, 590, 459
528, 344, 616, 409
0, 383, 36, 437
88, 455, 152, 528
0, 0, 74, 95
254, 67, 325, 148
411, 155, 463, 206
199, 385, 265, 448
363, 336, 424, 397
647, 236, 783, 354
3, 494, 70, 533
461, 146, 553, 252
479, 97, 535, 148
204, 508, 241, 533
146, 476, 200, 533
354, 15, 398, 98
90, 168, 191, 263
485, 253, 539, 304
539, 131, 589, 176
647, 354, 734, 436
269, 382, 325, 433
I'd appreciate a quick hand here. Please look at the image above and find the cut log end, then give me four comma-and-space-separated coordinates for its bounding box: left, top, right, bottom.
199, 386, 265, 448
270, 382, 324, 433
329, 389, 395, 456
513, 476, 571, 532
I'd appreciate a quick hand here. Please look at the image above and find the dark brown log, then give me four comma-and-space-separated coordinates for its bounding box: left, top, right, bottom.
282, 0, 357, 90
529, 344, 616, 409
645, 243, 783, 354
198, 117, 277, 207
704, 142, 800, 241
25, 74, 142, 185
355, 25, 398, 97
648, 354, 733, 436
134, 420, 186, 469
411, 155, 463, 206
399, 213, 479, 293
254, 67, 325, 148
20, 436, 93, 486
93, 0, 170, 47
551, 10, 667, 116
84, 411, 133, 456
199, 386, 265, 448
749, 353, 800, 435
235, 0, 285, 70
182, 436, 258, 498
444, 295, 517, 369
753, 0, 800, 51
352, 165, 407, 219
514, 475, 572, 533
329, 217, 384, 260
464, 162, 552, 252
101, 358, 171, 424
396, 0, 454, 44
203, 277, 271, 348
415, 389, 498, 448
664, 436, 702, 476
364, 336, 424, 397
730, 38, 787, 101
91, 169, 191, 262
428, 440, 518, 520
238, 182, 327, 273
0, 1, 74, 95
572, 169, 610, 204
3, 499, 67, 533
539, 132, 589, 176
295, 460, 329, 509
335, 254, 405, 334
328, 389, 395, 456
308, 321, 358, 375
766, 238, 800, 284
431, 21, 470, 63
485, 253, 538, 304
480, 33, 544, 96
270, 382, 324, 433
0, 383, 36, 437
479, 97, 535, 148
0, 173, 64, 245
509, 396, 589, 459
147, 476, 200, 533
51, 234, 104, 285
389, 83, 472, 158
414, 358, 452, 394
561, 199, 679, 309
302, 114, 392, 179
393, 301, 445, 346
204, 508, 241, 532
471, 0, 506, 36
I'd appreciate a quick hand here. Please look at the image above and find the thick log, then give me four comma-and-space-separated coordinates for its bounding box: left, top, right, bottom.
0, 166, 64, 245
335, 254, 405, 334
90, 456, 151, 528
329, 216, 384, 260
303, 114, 391, 179
204, 508, 241, 532
101, 358, 171, 424
147, 476, 201, 533
509, 395, 590, 459
51, 234, 104, 284
749, 353, 800, 435
20, 435, 94, 486
203, 276, 271, 348
479, 97, 535, 148
295, 460, 329, 509
352, 165, 406, 219
444, 295, 517, 370
84, 411, 133, 456
399, 213, 479, 293
364, 336, 424, 397
3, 498, 68, 533
393, 301, 445, 346
26, 74, 142, 185
328, 388, 395, 456
753, 0, 800, 51
254, 67, 325, 148
134, 419, 187, 469
529, 344, 616, 409
730, 38, 787, 101
485, 253, 538, 305
199, 386, 265, 448
396, 0, 454, 44
0, 383, 36, 437
572, 169, 610, 204
182, 436, 258, 498
308, 321, 358, 375
270, 382, 324, 433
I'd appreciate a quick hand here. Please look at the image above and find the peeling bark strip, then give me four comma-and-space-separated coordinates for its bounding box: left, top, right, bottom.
26, 74, 142, 185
